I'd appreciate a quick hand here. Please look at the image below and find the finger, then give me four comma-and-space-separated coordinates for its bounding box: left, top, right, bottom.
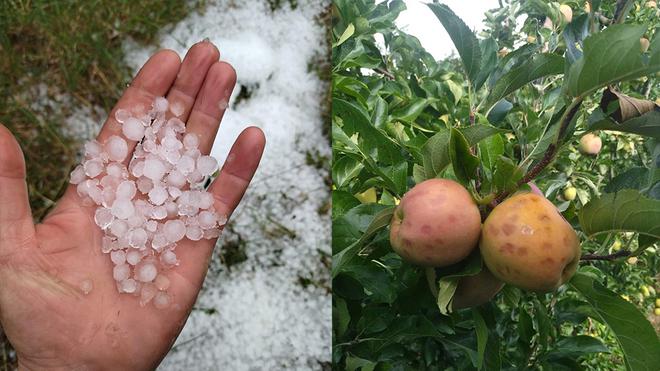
96, 49, 181, 161
0, 124, 36, 252
184, 61, 237, 154
174, 127, 265, 288
165, 41, 220, 123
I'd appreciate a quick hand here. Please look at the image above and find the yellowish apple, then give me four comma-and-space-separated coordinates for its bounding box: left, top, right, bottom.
641, 38, 650, 52
390, 179, 481, 267
563, 187, 577, 201
579, 133, 602, 155
480, 193, 581, 292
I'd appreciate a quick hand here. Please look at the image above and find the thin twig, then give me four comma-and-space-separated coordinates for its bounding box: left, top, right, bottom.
581, 250, 631, 261
374, 67, 394, 80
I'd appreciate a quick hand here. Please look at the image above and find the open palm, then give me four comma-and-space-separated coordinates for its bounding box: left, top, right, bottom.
0, 42, 265, 370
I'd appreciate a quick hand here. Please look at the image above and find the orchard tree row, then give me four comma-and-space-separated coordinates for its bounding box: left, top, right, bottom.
332, 0, 660, 370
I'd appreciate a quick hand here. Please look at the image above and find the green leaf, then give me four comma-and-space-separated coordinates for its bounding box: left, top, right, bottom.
333, 156, 364, 188
569, 273, 660, 371
421, 129, 451, 179
334, 23, 355, 47
486, 99, 513, 124
578, 190, 660, 239
472, 309, 488, 370
333, 297, 351, 339
474, 37, 499, 90
543, 336, 610, 361
332, 190, 361, 220
493, 156, 524, 194
332, 206, 396, 278
485, 53, 564, 113
565, 24, 660, 97
588, 109, 660, 139
478, 134, 504, 172
604, 167, 654, 194
390, 98, 429, 123
460, 124, 506, 146
427, 3, 481, 83
450, 128, 480, 184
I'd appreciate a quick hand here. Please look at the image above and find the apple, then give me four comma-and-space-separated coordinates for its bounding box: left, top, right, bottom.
355, 187, 377, 204
390, 179, 482, 267
579, 133, 602, 155
452, 267, 505, 310
642, 285, 651, 297
480, 192, 581, 292
646, 1, 657, 8
585, 2, 591, 13
543, 17, 554, 30
655, 298, 660, 307
655, 308, 660, 316
641, 38, 650, 52
563, 186, 577, 201
627, 256, 638, 265
527, 35, 537, 44
560, 4, 573, 23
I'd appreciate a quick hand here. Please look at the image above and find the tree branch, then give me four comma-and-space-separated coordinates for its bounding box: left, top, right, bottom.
374, 67, 394, 80
581, 250, 631, 261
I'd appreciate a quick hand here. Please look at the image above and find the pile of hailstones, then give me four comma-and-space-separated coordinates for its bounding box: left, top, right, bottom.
70, 97, 227, 309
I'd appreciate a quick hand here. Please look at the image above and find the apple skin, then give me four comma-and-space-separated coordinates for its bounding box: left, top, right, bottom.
640, 37, 650, 52
579, 133, 602, 155
563, 187, 577, 201
452, 267, 505, 310
390, 179, 481, 267
559, 4, 573, 23
480, 192, 581, 292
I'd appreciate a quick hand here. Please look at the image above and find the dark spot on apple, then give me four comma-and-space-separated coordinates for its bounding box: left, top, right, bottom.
403, 238, 412, 247
448, 215, 457, 223
421, 225, 432, 234
517, 247, 528, 256
543, 257, 554, 265
538, 214, 550, 221
542, 242, 553, 250
499, 243, 515, 254
502, 223, 515, 236
488, 224, 500, 236
563, 234, 571, 245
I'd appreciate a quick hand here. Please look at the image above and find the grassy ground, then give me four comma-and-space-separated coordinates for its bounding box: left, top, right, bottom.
0, 1, 201, 368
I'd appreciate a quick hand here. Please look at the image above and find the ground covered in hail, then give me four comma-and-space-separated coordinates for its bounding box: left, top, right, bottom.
116, 1, 331, 369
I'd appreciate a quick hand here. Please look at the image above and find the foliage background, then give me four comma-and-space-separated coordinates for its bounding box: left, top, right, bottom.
331, 1, 660, 370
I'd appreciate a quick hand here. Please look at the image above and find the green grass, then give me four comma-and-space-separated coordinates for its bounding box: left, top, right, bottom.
0, 1, 202, 367
0, 0, 202, 221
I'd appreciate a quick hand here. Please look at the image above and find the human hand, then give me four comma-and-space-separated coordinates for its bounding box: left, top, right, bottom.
0, 41, 265, 370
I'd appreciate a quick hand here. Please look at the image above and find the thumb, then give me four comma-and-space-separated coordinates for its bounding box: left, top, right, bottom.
0, 124, 34, 247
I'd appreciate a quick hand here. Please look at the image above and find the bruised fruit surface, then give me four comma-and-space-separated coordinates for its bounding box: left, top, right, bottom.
390, 179, 481, 267
452, 267, 505, 310
480, 192, 581, 292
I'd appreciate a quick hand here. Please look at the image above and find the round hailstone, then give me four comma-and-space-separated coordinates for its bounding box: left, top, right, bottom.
120, 279, 138, 293
113, 264, 130, 282
185, 225, 203, 241
106, 162, 127, 179
116, 180, 137, 200
136, 177, 153, 194
143, 158, 167, 181
114, 108, 130, 123
105, 136, 128, 162
126, 250, 142, 266
217, 214, 228, 226
186, 171, 203, 184
151, 233, 169, 250
148, 186, 168, 206
151, 206, 168, 220
122, 117, 145, 141
128, 228, 148, 248
168, 186, 182, 199
84, 141, 103, 158
166, 170, 186, 188
136, 263, 158, 282
183, 133, 199, 150
163, 220, 186, 242
165, 201, 178, 217
198, 210, 217, 229
153, 291, 171, 309
198, 192, 214, 209
169, 101, 184, 117
80, 279, 93, 295
140, 283, 158, 306
110, 250, 126, 265
87, 185, 103, 205
143, 140, 157, 153
101, 188, 115, 208
94, 208, 114, 229
130, 160, 145, 178
83, 159, 104, 178
70, 165, 86, 184
145, 220, 158, 233
176, 155, 195, 175
154, 275, 170, 291
111, 199, 134, 220
162, 136, 182, 151
195, 154, 217, 176
127, 214, 146, 228
102, 236, 115, 253
164, 150, 181, 165
153, 97, 169, 112
160, 250, 178, 266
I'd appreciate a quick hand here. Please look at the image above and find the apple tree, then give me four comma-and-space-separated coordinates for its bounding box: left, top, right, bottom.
332, 0, 660, 369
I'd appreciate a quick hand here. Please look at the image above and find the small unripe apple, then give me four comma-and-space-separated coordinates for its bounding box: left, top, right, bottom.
563, 187, 577, 201
646, 1, 657, 8
655, 308, 660, 316
640, 38, 650, 52
527, 35, 537, 43
560, 4, 573, 23
355, 187, 377, 204
611, 239, 622, 251
585, 2, 591, 13
452, 267, 505, 310
579, 133, 602, 155
480, 193, 581, 292
390, 179, 482, 267
627, 256, 638, 264
642, 286, 651, 297
498, 47, 510, 57
543, 17, 554, 30
655, 298, 660, 307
